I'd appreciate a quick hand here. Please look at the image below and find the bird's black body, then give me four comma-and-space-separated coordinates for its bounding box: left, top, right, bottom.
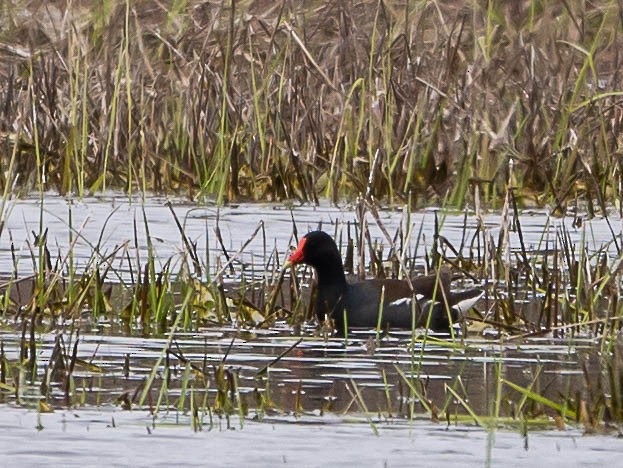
288, 231, 482, 334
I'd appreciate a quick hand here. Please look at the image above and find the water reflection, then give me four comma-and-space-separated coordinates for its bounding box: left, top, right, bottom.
0, 324, 601, 422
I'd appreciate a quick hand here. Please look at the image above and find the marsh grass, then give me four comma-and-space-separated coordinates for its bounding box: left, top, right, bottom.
0, 193, 622, 432
0, 1, 622, 209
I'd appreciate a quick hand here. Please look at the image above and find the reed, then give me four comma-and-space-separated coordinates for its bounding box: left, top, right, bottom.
0, 189, 622, 432
0, 1, 620, 208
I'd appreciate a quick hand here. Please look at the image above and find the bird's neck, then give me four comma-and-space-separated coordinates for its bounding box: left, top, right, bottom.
314, 254, 347, 288
313, 253, 348, 323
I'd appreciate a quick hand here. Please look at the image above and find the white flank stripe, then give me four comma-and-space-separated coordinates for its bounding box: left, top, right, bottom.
389, 297, 411, 307
389, 294, 427, 308
453, 291, 484, 315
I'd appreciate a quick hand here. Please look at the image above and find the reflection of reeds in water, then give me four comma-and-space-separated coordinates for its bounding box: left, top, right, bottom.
1, 1, 622, 209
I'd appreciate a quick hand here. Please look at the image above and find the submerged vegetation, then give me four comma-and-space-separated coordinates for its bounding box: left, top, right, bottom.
0, 0, 622, 209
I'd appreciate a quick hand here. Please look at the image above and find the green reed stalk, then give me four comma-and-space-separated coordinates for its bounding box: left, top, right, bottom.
155, 365, 170, 416
575, 226, 587, 324
326, 78, 365, 200
99, 41, 124, 192
365, 0, 383, 195
348, 378, 378, 436
387, 109, 417, 204
486, 358, 504, 460
381, 369, 392, 417
138, 287, 191, 407
375, 285, 385, 345
551, 6, 611, 199
178, 361, 192, 414
123, 0, 133, 195
0, 124, 19, 239
78, 49, 88, 196
34, 195, 46, 312
65, 32, 79, 195
199, 378, 212, 429
232, 370, 246, 429
211, 2, 235, 202
248, 34, 266, 164
483, 0, 496, 63
393, 365, 433, 417
503, 377, 576, 420
66, 203, 75, 306
445, 383, 485, 427
141, 205, 158, 327
27, 59, 43, 193
402, 100, 425, 195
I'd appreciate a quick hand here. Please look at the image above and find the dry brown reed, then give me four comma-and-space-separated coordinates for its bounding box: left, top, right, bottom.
0, 1, 621, 209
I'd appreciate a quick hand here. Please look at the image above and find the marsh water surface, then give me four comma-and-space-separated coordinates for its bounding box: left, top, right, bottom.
1, 196, 622, 466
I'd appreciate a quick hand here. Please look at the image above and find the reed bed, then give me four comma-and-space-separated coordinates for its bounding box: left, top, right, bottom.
1, 0, 622, 209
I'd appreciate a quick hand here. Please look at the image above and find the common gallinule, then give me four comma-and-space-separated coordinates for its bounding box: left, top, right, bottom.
286, 230, 483, 333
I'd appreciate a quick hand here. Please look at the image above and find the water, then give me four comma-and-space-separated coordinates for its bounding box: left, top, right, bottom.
1, 194, 620, 280
1, 194, 623, 465
4, 406, 622, 467
0, 325, 600, 415
0, 319, 618, 465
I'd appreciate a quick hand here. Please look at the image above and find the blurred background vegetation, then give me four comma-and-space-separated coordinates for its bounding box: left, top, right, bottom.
0, 0, 621, 210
